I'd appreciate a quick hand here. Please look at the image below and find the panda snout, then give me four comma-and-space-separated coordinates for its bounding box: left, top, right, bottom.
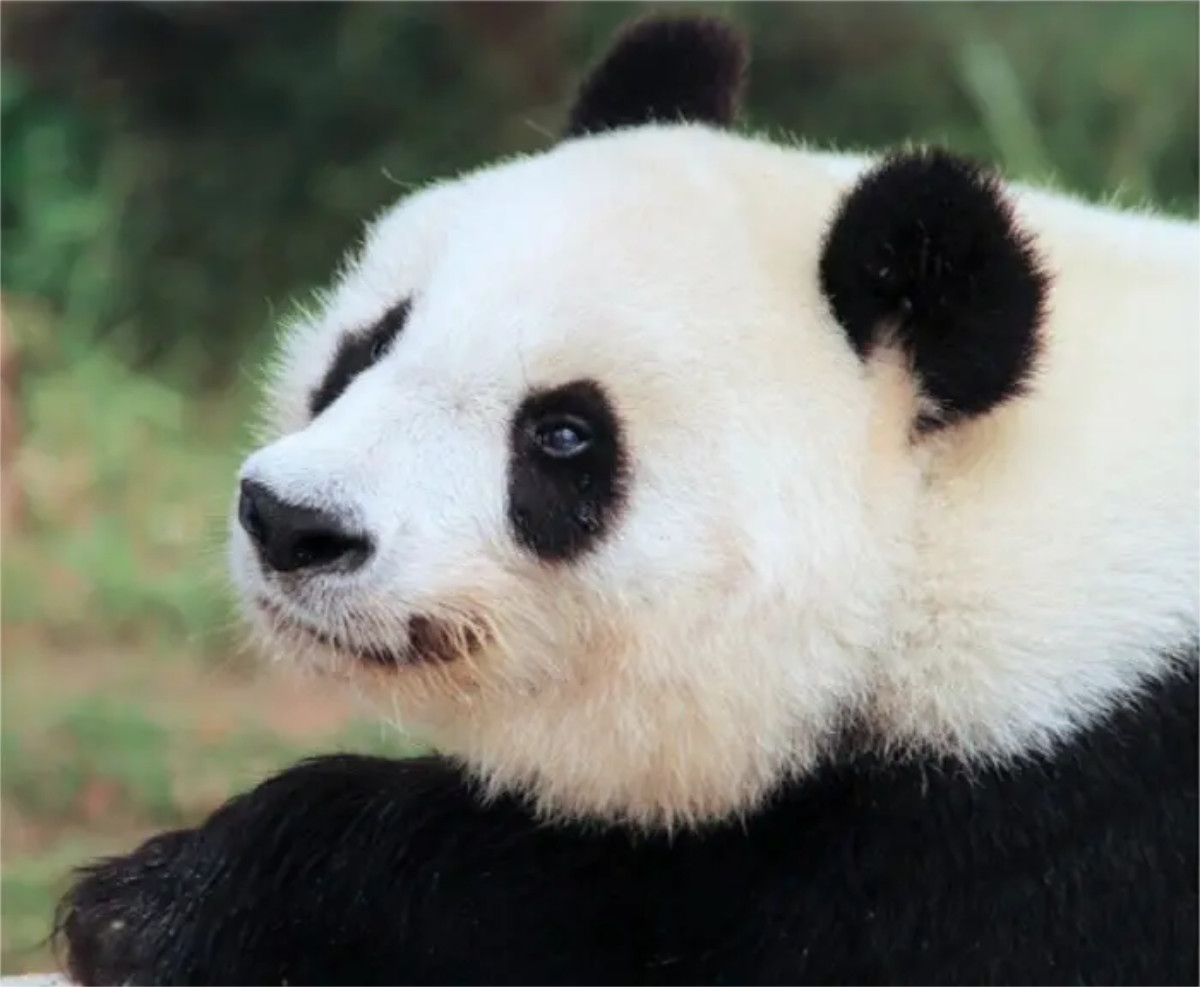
237, 478, 374, 576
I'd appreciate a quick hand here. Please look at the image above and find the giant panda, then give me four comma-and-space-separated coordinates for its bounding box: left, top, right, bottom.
54, 14, 1198, 987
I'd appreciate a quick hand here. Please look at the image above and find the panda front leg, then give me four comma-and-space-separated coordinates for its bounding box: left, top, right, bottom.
54, 827, 202, 986
54, 754, 645, 986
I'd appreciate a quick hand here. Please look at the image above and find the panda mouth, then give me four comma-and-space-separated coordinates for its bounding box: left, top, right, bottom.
255, 597, 465, 667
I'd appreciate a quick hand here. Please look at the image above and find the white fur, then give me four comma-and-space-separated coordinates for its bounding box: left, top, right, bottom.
230, 124, 1199, 829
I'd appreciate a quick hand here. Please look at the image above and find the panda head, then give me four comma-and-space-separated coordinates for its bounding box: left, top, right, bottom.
230, 16, 1050, 829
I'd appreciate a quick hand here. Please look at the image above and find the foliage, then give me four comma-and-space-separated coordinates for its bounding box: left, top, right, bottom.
2, 2, 1195, 385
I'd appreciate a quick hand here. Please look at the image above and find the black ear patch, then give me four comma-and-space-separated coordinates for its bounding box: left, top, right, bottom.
564, 16, 748, 139
819, 149, 1051, 429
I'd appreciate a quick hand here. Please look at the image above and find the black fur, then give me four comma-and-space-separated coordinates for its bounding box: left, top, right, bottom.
564, 16, 748, 139
508, 379, 628, 563
819, 149, 1051, 429
55, 659, 1198, 986
309, 299, 410, 419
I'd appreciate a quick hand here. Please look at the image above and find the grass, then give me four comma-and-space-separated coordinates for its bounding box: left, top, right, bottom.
2, 305, 251, 651
0, 308, 416, 974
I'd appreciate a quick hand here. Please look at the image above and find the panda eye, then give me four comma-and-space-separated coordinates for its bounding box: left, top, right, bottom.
532, 415, 593, 459
366, 301, 410, 366
309, 299, 411, 419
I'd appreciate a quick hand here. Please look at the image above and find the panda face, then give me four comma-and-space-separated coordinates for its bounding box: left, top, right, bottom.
230, 16, 1165, 830
231, 127, 907, 826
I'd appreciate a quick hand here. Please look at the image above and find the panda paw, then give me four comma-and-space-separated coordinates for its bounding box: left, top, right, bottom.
49, 755, 467, 986
53, 828, 200, 986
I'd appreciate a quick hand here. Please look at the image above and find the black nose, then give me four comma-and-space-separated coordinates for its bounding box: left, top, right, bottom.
238, 479, 373, 574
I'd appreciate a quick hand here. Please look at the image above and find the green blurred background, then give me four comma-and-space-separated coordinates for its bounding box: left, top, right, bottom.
1, 1, 1196, 974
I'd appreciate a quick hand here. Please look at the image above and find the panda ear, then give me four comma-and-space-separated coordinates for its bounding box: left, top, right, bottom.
819, 149, 1051, 431
564, 16, 748, 139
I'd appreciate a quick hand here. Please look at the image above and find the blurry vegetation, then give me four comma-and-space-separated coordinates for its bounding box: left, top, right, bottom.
1, 2, 1196, 974
2, 3, 1196, 384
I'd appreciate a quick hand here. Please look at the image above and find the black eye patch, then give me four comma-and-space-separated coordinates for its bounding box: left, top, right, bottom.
308, 299, 411, 419
508, 379, 629, 563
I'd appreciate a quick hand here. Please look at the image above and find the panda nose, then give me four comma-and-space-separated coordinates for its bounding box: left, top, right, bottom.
237, 479, 373, 575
